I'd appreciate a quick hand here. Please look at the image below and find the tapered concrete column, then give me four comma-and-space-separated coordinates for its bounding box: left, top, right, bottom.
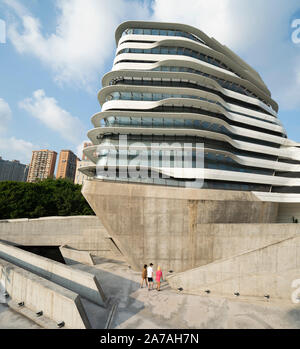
82, 180, 279, 272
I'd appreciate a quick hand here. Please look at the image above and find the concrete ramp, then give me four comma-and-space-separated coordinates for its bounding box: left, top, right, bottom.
0, 216, 114, 258
59, 245, 95, 266
0, 241, 107, 307
0, 258, 91, 329
167, 234, 300, 302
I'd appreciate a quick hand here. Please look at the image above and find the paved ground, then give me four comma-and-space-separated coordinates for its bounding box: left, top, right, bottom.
1, 255, 300, 329
0, 304, 40, 329
74, 257, 300, 329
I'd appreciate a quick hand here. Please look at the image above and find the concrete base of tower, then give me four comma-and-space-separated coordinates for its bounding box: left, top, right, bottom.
82, 179, 284, 273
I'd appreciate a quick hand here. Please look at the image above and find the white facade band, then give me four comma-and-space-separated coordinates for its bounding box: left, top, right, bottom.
80, 21, 300, 195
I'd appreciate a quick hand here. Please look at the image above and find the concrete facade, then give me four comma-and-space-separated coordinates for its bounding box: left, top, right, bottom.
167, 233, 300, 302
277, 203, 300, 223
82, 180, 280, 272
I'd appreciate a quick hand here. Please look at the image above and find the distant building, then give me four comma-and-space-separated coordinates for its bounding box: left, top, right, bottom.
56, 150, 78, 182
27, 150, 57, 182
82, 142, 92, 160
75, 159, 93, 185
74, 143, 93, 185
0, 157, 29, 182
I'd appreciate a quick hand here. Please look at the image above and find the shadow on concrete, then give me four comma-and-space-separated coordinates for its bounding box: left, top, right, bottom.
0, 304, 8, 316
18, 246, 65, 264
71, 263, 145, 328
159, 282, 172, 291
80, 298, 109, 329
92, 256, 125, 266
286, 308, 300, 327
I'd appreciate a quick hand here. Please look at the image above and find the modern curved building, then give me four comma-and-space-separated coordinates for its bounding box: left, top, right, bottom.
81, 21, 300, 194
81, 21, 300, 278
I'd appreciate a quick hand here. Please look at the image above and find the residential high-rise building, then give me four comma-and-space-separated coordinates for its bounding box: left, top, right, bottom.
82, 142, 92, 161
75, 159, 93, 185
27, 150, 57, 182
56, 150, 77, 182
0, 157, 29, 182
74, 143, 93, 185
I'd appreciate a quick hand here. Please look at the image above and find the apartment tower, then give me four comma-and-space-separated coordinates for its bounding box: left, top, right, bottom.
0, 157, 29, 182
27, 149, 57, 182
56, 150, 77, 182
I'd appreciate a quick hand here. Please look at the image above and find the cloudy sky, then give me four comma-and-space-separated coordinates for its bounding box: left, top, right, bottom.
0, 0, 300, 165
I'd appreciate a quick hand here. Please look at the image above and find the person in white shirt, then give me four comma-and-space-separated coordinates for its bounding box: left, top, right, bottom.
147, 263, 154, 291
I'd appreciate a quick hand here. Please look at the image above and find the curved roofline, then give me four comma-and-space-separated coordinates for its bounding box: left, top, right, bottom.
116, 37, 268, 94
115, 21, 271, 96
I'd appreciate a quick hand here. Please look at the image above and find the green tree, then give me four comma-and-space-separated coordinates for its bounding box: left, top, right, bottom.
0, 179, 95, 219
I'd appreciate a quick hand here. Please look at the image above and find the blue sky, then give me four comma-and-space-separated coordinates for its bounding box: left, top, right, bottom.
0, 0, 300, 166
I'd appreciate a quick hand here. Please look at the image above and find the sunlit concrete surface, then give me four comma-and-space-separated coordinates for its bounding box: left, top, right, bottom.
71, 257, 300, 329
0, 304, 40, 329
1, 254, 300, 329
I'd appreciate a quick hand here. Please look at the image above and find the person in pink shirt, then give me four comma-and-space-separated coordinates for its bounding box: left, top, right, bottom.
156, 266, 163, 291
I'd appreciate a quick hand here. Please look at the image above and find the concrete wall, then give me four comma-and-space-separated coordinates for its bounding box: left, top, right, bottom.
0, 241, 107, 307
59, 245, 95, 266
167, 234, 300, 302
0, 258, 91, 329
278, 203, 300, 223
0, 216, 113, 258
82, 180, 280, 272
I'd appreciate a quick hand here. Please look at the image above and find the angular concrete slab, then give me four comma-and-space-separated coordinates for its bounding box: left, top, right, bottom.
59, 245, 95, 266
0, 258, 91, 329
0, 216, 113, 258
167, 234, 300, 302
0, 240, 107, 307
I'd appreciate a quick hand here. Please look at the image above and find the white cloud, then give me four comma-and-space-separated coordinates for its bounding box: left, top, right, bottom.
151, 0, 300, 110
19, 89, 84, 144
0, 136, 37, 164
0, 97, 38, 164
0, 98, 12, 133
152, 0, 298, 52
5, 0, 151, 90
4, 0, 300, 110
76, 140, 90, 160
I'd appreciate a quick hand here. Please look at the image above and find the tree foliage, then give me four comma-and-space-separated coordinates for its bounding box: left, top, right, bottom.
0, 179, 95, 219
